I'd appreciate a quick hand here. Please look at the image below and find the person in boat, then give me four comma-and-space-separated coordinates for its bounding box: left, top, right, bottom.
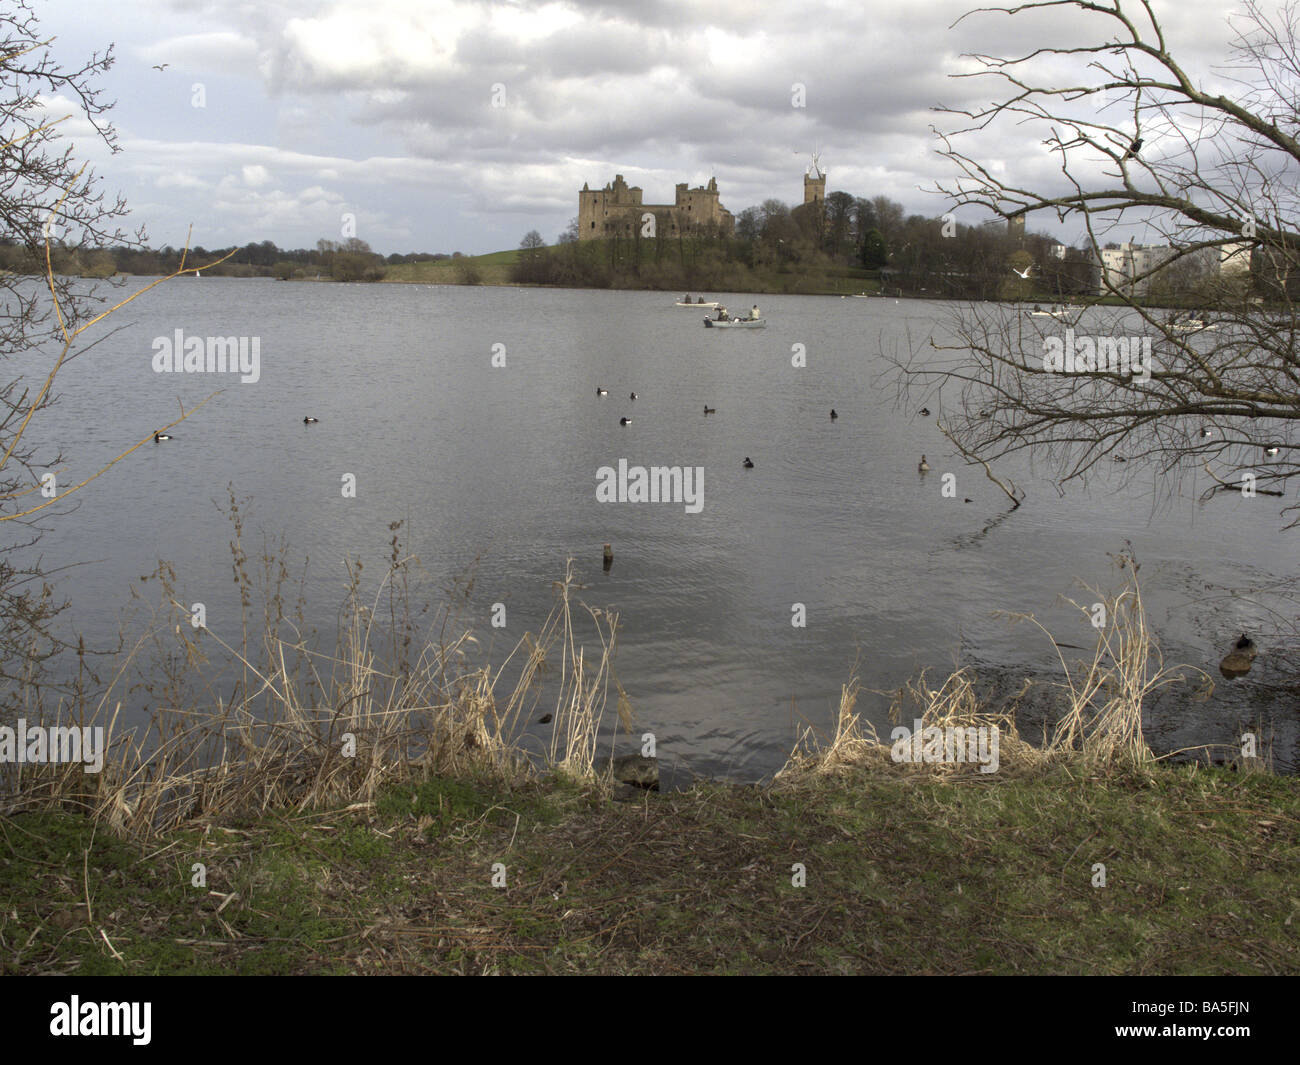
750, 304, 760, 320
684, 294, 691, 303
716, 306, 729, 321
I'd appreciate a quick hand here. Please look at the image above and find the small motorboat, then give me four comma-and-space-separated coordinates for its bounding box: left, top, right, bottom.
1172, 319, 1217, 333
704, 316, 766, 328
677, 300, 720, 307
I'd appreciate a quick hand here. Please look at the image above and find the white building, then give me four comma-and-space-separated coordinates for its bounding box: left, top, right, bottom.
1219, 240, 1253, 276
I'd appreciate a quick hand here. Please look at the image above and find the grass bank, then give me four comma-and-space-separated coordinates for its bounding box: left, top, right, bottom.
3, 763, 1297, 975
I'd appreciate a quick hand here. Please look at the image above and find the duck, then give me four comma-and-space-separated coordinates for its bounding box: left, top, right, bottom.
742, 457, 754, 468
619, 416, 631, 426
1220, 633, 1258, 678
1199, 427, 1214, 438
919, 407, 930, 417
153, 430, 171, 442
303, 416, 319, 424
596, 387, 609, 396
629, 392, 638, 401
918, 455, 930, 472
1114, 455, 1127, 463
830, 408, 838, 420
703, 405, 716, 415
1264, 444, 1280, 456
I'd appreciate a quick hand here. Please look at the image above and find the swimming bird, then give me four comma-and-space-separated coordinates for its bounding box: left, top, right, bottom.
1264, 444, 1280, 456
742, 457, 754, 468
153, 430, 171, 442
629, 391, 637, 401
596, 387, 608, 396
303, 416, 318, 424
1114, 455, 1127, 462
1199, 427, 1214, 438
919, 407, 930, 416
704, 405, 716, 414
619, 416, 631, 426
1220, 633, 1258, 678
918, 455, 930, 472
830, 408, 838, 420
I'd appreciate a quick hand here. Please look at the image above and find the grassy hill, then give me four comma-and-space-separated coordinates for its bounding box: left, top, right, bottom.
384, 249, 522, 286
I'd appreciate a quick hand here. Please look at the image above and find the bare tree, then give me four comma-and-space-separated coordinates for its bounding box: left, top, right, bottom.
907, 0, 1300, 525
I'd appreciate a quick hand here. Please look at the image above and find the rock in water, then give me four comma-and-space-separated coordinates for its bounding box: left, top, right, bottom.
612, 753, 659, 790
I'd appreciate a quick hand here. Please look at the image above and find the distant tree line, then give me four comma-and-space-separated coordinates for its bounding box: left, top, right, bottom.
0, 236, 459, 282
509, 191, 1101, 299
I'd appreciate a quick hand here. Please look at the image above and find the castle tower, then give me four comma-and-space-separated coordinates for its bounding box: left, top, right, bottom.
804, 167, 826, 206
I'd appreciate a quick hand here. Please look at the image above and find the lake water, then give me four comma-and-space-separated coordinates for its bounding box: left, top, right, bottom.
12, 278, 1299, 778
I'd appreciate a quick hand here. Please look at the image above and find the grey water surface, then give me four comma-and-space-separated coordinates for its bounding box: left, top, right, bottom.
14, 278, 1298, 778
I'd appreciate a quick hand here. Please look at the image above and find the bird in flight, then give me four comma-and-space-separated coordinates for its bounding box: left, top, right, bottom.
152, 63, 169, 71
1011, 264, 1035, 279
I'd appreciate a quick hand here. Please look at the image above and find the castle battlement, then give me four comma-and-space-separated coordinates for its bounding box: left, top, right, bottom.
578, 173, 732, 240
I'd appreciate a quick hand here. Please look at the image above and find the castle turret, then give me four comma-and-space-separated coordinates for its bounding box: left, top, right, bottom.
804, 168, 826, 206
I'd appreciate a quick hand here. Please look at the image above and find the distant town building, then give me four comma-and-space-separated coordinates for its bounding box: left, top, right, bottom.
1097, 241, 1176, 295
1008, 215, 1026, 241
1050, 243, 1068, 260
578, 174, 733, 240
1219, 240, 1253, 276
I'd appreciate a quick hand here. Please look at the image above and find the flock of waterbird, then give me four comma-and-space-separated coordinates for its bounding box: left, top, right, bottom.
595, 384, 932, 473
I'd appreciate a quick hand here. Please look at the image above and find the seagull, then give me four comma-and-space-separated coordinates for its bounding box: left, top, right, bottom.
152, 63, 169, 71
1011, 264, 1035, 280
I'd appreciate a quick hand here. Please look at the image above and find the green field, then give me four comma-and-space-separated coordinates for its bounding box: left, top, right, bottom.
384, 249, 522, 286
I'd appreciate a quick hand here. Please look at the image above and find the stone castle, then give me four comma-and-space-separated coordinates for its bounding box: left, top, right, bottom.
578, 174, 733, 240
578, 166, 827, 241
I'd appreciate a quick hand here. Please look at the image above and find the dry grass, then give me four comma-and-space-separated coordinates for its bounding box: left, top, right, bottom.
1, 503, 629, 840
779, 551, 1219, 784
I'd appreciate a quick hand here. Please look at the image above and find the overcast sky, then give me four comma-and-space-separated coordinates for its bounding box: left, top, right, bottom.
38, 0, 1250, 255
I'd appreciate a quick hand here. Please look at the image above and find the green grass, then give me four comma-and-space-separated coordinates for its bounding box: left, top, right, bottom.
3, 763, 1297, 974
384, 249, 522, 286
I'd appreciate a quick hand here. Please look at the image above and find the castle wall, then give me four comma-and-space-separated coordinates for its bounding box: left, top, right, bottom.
579, 174, 733, 240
